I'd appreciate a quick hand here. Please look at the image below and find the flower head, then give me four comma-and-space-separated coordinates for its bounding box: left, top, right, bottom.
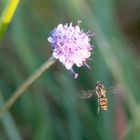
48, 21, 94, 78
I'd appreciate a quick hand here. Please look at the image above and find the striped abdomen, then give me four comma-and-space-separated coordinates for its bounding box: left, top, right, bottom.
96, 81, 108, 112
98, 95, 108, 111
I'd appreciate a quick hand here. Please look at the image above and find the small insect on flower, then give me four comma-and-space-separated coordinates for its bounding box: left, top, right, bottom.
48, 21, 94, 78
81, 81, 119, 113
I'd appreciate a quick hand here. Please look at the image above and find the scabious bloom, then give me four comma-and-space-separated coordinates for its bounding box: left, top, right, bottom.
48, 21, 94, 78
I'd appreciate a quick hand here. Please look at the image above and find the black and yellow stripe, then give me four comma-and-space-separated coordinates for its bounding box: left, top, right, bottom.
96, 81, 108, 112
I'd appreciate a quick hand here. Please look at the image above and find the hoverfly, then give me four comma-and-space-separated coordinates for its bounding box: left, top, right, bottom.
80, 81, 119, 113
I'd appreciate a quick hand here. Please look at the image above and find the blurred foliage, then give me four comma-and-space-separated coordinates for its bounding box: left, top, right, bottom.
0, 0, 140, 140
0, 0, 20, 39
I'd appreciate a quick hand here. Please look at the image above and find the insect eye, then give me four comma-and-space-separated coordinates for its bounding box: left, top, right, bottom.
96, 83, 99, 86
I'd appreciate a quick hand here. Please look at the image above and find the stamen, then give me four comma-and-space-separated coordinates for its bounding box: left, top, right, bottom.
83, 62, 91, 69
70, 69, 78, 79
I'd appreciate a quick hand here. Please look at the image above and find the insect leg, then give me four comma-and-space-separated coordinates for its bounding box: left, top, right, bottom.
97, 99, 100, 113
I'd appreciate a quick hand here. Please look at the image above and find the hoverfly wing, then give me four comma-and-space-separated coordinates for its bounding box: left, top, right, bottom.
80, 89, 96, 99
105, 86, 121, 95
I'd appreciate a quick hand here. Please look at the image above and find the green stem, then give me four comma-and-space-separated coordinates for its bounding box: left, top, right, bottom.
0, 56, 56, 117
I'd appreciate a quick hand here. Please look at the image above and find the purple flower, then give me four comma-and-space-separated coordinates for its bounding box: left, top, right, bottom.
48, 21, 94, 78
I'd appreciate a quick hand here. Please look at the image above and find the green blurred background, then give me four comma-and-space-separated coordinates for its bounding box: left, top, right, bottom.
0, 0, 140, 140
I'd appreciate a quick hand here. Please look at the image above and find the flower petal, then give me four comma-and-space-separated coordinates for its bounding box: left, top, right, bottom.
48, 21, 94, 78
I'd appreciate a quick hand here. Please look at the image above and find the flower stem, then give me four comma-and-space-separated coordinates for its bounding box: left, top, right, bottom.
0, 56, 56, 117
